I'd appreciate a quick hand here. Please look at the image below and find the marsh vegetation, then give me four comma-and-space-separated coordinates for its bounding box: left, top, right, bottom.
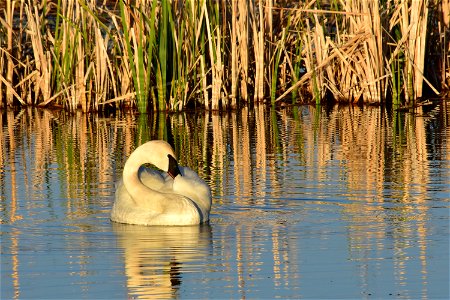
0, 0, 449, 112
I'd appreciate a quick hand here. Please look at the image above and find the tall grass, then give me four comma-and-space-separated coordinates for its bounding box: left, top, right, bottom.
0, 0, 448, 112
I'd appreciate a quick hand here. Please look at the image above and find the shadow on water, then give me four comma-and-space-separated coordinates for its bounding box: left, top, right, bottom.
1, 103, 449, 299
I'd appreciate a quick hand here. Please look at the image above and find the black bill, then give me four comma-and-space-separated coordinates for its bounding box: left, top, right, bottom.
167, 154, 181, 178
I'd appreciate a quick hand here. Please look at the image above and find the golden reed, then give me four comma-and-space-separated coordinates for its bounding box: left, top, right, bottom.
0, 0, 448, 112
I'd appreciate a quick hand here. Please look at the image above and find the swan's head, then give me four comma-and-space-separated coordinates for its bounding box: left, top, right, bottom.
134, 140, 181, 178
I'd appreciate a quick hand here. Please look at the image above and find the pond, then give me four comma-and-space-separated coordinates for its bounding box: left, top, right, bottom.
1, 104, 449, 299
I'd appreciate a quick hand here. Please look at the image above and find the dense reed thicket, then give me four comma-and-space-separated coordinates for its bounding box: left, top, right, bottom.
0, 0, 449, 112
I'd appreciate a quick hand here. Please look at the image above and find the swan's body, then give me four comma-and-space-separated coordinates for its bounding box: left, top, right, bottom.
111, 140, 211, 226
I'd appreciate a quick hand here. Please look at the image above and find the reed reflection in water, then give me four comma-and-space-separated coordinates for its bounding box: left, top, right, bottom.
1, 104, 449, 299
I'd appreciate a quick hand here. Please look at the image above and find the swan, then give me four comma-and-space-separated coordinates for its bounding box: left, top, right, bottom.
111, 140, 212, 226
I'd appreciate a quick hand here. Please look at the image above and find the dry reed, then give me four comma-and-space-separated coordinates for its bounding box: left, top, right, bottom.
0, 0, 448, 111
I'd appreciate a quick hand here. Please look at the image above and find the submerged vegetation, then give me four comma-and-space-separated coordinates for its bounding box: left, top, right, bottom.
0, 0, 449, 112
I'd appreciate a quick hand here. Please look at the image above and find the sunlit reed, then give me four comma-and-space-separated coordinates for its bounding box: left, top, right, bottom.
0, 0, 447, 111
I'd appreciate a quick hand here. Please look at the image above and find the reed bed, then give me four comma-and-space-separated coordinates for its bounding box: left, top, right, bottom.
0, 0, 448, 112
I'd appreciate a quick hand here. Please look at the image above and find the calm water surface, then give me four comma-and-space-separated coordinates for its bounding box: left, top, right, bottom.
1, 105, 449, 299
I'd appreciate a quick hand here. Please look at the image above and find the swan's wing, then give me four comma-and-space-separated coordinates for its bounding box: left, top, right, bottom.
173, 167, 212, 221
178, 167, 211, 199
138, 166, 166, 191
112, 178, 202, 225
111, 182, 170, 224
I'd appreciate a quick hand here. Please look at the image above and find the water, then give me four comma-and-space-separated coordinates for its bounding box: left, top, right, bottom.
1, 104, 449, 299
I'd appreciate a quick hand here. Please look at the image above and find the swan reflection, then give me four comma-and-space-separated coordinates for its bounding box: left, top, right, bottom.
113, 223, 212, 299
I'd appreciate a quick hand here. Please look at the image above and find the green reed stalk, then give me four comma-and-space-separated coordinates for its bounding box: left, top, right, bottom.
144, 5, 155, 111
60, 9, 81, 111
167, 2, 189, 111
185, 0, 206, 109
52, 0, 62, 83
50, 0, 92, 111
157, 0, 169, 111
391, 58, 400, 106
292, 38, 303, 103
172, 19, 188, 111
271, 28, 286, 105
119, 0, 149, 113
390, 24, 404, 108
135, 11, 149, 113
199, 10, 209, 109
204, 0, 223, 110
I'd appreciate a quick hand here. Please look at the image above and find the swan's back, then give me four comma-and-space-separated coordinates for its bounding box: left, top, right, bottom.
111, 180, 202, 225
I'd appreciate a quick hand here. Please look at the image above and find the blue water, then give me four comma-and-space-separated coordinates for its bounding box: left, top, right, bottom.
1, 105, 449, 299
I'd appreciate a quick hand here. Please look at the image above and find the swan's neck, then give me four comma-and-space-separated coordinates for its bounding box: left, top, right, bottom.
122, 150, 155, 200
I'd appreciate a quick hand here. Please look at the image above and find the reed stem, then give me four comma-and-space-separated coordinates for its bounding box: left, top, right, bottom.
0, 0, 446, 111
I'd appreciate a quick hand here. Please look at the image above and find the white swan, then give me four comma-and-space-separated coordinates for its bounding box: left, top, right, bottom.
111, 140, 212, 226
